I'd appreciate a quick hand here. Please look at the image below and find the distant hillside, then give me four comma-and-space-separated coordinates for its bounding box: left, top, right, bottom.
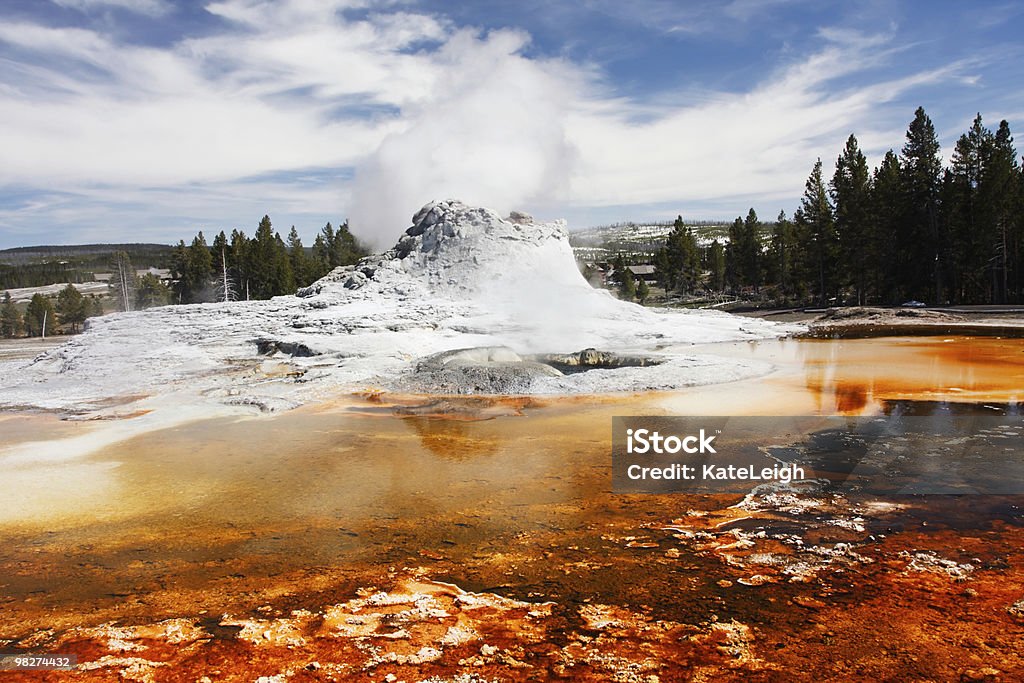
0, 243, 172, 265
0, 243, 173, 290
569, 221, 733, 260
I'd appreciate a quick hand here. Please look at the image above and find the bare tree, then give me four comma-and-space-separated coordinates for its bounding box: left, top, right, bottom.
216, 246, 236, 303
112, 251, 135, 312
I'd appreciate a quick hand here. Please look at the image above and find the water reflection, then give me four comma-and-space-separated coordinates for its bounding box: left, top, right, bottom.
675, 336, 1024, 416
2, 335, 1024, 642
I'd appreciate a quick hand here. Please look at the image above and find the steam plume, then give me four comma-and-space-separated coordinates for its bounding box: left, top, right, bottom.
348, 29, 579, 247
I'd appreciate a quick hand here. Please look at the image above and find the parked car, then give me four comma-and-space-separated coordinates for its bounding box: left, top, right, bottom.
900, 300, 927, 308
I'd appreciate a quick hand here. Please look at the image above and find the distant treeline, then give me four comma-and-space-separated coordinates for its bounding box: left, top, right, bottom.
1, 218, 368, 326
0, 243, 172, 264
0, 261, 93, 290
0, 244, 171, 290
651, 107, 1024, 306
171, 216, 367, 304
593, 219, 730, 231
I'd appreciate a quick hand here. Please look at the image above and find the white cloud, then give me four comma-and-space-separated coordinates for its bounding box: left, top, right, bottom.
0, 0, 1001, 248
0, 0, 591, 246
204, 0, 365, 28
559, 30, 972, 212
0, 9, 429, 187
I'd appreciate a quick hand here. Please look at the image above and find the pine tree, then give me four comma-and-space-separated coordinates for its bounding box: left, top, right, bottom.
946, 115, 991, 302
288, 226, 311, 287
187, 232, 214, 302
741, 208, 762, 291
1, 291, 21, 338
331, 221, 364, 267
319, 222, 336, 266
725, 216, 745, 291
212, 230, 229, 258
304, 220, 366, 282
619, 268, 637, 300
831, 135, 873, 304
899, 106, 943, 302
611, 253, 627, 285
311, 233, 330, 281
707, 239, 725, 292
724, 210, 762, 293
24, 294, 56, 337
87, 295, 104, 319
653, 247, 674, 291
799, 159, 836, 305
170, 240, 190, 304
135, 273, 171, 309
230, 230, 251, 300
249, 215, 277, 299
244, 216, 297, 299
663, 215, 701, 293
982, 120, 1019, 302
871, 150, 902, 302
56, 283, 86, 332
273, 232, 296, 295
636, 277, 650, 304
767, 211, 796, 299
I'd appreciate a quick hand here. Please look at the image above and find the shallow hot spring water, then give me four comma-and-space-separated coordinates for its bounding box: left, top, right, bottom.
2, 335, 1024, 680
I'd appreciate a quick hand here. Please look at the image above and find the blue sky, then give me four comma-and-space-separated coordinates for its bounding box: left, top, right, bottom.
0, 0, 1021, 249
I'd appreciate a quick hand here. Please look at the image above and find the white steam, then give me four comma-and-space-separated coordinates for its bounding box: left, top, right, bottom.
348, 29, 580, 248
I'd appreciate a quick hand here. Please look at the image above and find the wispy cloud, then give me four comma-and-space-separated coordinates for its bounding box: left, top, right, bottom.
1, 0, 592, 246
558, 27, 979, 212
51, 0, 172, 17
0, 0, 1019, 248
0, 7, 433, 189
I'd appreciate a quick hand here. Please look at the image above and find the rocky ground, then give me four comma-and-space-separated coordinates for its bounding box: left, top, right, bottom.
791, 307, 1024, 338
0, 336, 64, 362
3, 489, 1024, 682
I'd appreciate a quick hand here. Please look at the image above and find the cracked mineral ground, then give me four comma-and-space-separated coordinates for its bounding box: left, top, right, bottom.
1, 336, 1023, 681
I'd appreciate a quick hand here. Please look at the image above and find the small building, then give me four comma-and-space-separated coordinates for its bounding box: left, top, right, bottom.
136, 267, 172, 282
626, 265, 658, 283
